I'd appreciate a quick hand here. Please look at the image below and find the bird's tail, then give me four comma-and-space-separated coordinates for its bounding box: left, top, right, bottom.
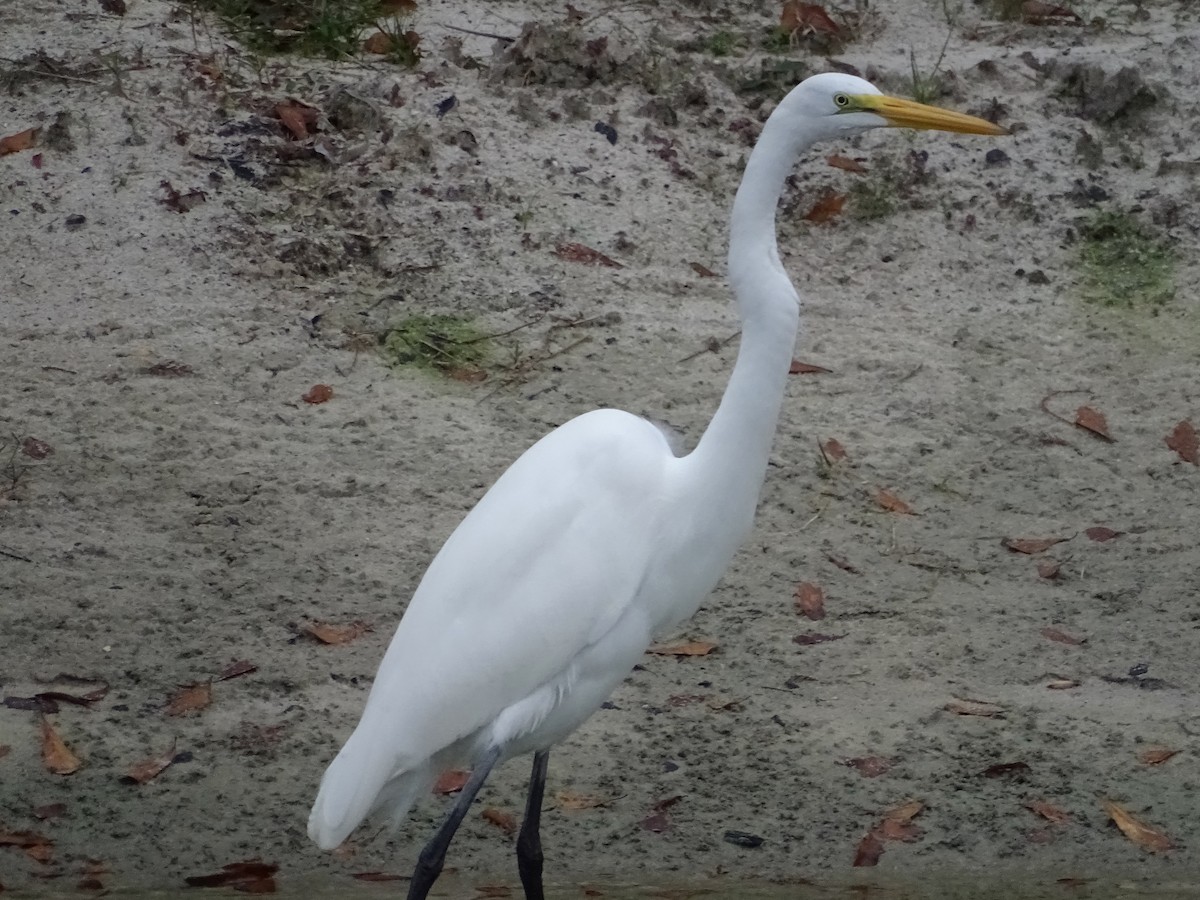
307, 728, 435, 850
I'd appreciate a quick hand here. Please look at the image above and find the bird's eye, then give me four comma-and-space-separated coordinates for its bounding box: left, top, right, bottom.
833, 93, 850, 108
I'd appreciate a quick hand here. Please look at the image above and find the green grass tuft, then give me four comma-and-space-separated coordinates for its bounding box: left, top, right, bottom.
1078, 210, 1174, 309
189, 0, 388, 58
380, 314, 492, 377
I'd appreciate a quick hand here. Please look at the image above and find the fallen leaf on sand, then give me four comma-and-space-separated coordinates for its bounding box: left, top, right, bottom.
21, 437, 54, 459
647, 640, 717, 657
1026, 800, 1070, 824
556, 790, 609, 810
1074, 406, 1114, 442
1003, 536, 1066, 555
185, 859, 279, 891
944, 698, 1004, 718
852, 829, 884, 867
875, 488, 914, 515
781, 1, 842, 36
826, 153, 866, 173
0, 127, 40, 155
481, 808, 517, 836
302, 384, 333, 404
789, 359, 831, 374
122, 741, 179, 785
164, 682, 212, 717
842, 756, 892, 778
40, 717, 82, 775
792, 632, 845, 645
1085, 526, 1122, 542
433, 769, 469, 794
216, 659, 257, 681
32, 803, 67, 820
1101, 800, 1172, 854
1037, 559, 1061, 580
304, 620, 371, 645
803, 190, 845, 223
1165, 420, 1198, 465
1045, 678, 1080, 690
275, 100, 319, 140
793, 582, 825, 620
821, 438, 847, 461
1041, 626, 1086, 646
553, 242, 621, 267
1022, 0, 1083, 24
1138, 747, 1178, 765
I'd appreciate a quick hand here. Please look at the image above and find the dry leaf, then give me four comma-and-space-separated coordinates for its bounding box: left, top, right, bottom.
884, 799, 924, 823
1037, 559, 1061, 580
143, 359, 194, 376
21, 437, 54, 459
164, 682, 212, 717
1165, 420, 1198, 465
1101, 800, 1172, 854
843, 756, 892, 778
185, 860, 279, 891
789, 359, 831, 374
302, 384, 333, 404
1041, 626, 1086, 646
1003, 536, 1066, 555
0, 127, 40, 155
1026, 800, 1070, 824
821, 438, 847, 461
980, 761, 1030, 778
826, 153, 866, 173
433, 769, 470, 794
689, 262, 717, 277
32, 803, 66, 820
39, 717, 81, 775
647, 640, 717, 657
825, 551, 857, 572
553, 242, 622, 267
781, 1, 842, 36
481, 808, 517, 836
1022, 0, 1083, 24
216, 659, 257, 681
793, 582, 825, 620
275, 101, 318, 140
875, 488, 914, 515
123, 741, 179, 785
556, 790, 608, 810
803, 190, 845, 223
1045, 678, 1080, 690
1085, 526, 1122, 542
792, 632, 845, 645
1074, 406, 1114, 442
944, 698, 1004, 718
852, 829, 884, 867
878, 818, 922, 842
1138, 747, 1179, 765
158, 181, 207, 213
305, 620, 371, 645
363, 31, 395, 54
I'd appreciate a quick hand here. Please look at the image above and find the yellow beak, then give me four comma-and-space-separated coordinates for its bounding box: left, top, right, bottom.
856, 94, 1008, 135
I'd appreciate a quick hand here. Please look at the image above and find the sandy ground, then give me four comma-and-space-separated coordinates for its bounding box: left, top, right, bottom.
1, 0, 1198, 894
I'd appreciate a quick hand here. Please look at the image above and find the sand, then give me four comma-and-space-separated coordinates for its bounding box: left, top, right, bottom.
1, 0, 1198, 894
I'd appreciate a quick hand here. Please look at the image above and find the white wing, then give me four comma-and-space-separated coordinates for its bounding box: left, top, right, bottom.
310, 408, 677, 846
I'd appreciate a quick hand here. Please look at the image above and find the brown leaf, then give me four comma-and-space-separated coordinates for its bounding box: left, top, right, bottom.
1041, 626, 1086, 646
884, 799, 924, 823
1074, 406, 1114, 442
363, 31, 395, 54
792, 632, 845, 645
647, 640, 717, 657
164, 682, 212, 717
553, 242, 622, 267
158, 181, 207, 214
1036, 559, 1061, 580
689, 262, 717, 277
481, 808, 517, 836
1165, 420, 1198, 465
793, 582, 825, 620
1022, 0, 1083, 24
1101, 800, 1173, 854
21, 437, 54, 459
0, 127, 40, 155
639, 812, 672, 833
825, 551, 857, 573
781, 1, 842, 36
304, 620, 371, 645
843, 756, 892, 778
1045, 678, 1080, 690
789, 359, 831, 374
432, 769, 470, 794
1138, 747, 1179, 766
143, 359, 194, 376
980, 761, 1030, 778
302, 384, 334, 404
39, 717, 81, 775
826, 153, 866, 173
878, 818, 922, 842
122, 741, 179, 785
1026, 800, 1070, 824
1085, 526, 1122, 542
1003, 536, 1066, 555
185, 860, 279, 890
944, 698, 1004, 718
275, 101, 318, 140
821, 438, 847, 462
216, 659, 257, 681
875, 488, 914, 515
555, 790, 609, 810
803, 190, 845, 223
852, 829, 884, 867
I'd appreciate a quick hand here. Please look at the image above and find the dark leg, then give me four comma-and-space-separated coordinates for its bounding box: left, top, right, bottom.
407, 745, 503, 900
516, 749, 550, 900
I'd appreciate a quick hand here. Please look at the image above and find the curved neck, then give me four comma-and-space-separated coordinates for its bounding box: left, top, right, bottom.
687, 115, 805, 529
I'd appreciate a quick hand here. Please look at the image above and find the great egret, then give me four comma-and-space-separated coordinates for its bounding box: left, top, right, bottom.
309, 73, 1005, 899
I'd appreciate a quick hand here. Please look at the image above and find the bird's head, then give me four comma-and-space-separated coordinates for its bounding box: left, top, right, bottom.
779, 72, 1007, 141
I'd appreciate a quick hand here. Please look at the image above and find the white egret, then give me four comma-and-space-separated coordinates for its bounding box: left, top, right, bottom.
309, 73, 1005, 899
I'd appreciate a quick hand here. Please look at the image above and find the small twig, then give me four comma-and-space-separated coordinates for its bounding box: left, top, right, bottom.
678, 331, 739, 364
439, 23, 516, 43
0, 547, 32, 562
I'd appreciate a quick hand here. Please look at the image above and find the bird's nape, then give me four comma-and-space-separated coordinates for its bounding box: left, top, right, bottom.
309, 70, 1007, 900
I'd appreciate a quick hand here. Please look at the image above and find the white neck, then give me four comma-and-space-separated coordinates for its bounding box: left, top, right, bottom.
686, 113, 805, 535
